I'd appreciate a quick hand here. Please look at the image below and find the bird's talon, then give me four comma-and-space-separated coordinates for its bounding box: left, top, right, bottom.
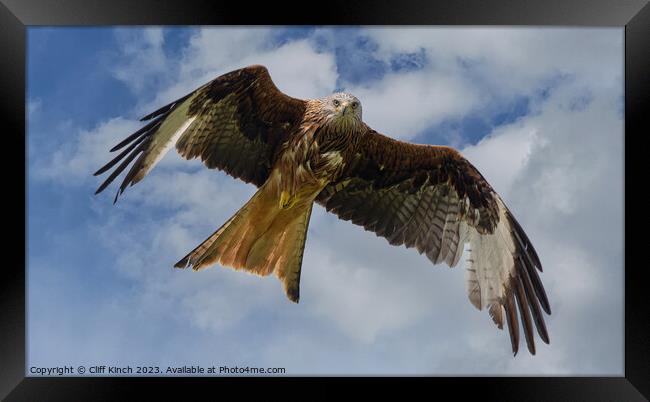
280, 190, 295, 209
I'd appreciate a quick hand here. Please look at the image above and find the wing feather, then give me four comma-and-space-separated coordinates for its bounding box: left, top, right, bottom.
503, 290, 520, 355
316, 127, 550, 355
94, 65, 306, 201
514, 273, 536, 355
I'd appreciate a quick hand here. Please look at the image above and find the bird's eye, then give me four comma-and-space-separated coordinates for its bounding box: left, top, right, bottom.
352, 102, 359, 109
333, 99, 340, 107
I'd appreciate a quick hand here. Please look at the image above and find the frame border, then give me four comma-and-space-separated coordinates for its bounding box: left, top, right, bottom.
2, 0, 648, 399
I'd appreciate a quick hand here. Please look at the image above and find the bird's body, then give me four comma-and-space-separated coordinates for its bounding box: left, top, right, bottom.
175, 97, 365, 300
95, 65, 551, 356
274, 97, 364, 209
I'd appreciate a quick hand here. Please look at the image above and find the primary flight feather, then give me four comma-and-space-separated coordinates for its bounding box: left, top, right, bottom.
94, 65, 551, 356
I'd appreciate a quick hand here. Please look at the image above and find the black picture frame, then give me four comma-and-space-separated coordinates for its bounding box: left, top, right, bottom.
2, 0, 648, 399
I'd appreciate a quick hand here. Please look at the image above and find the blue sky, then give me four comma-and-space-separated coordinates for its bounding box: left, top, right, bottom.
27, 27, 623, 375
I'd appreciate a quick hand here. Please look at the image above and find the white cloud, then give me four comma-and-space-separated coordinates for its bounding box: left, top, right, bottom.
364, 27, 622, 96
347, 67, 480, 139
32, 117, 141, 183
461, 118, 536, 198
27, 98, 42, 116
112, 28, 170, 95
138, 29, 338, 119
300, 244, 435, 343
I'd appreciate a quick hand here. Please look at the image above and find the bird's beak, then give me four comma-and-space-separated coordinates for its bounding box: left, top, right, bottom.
342, 102, 352, 114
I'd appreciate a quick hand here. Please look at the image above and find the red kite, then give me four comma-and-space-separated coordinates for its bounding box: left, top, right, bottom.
95, 65, 550, 355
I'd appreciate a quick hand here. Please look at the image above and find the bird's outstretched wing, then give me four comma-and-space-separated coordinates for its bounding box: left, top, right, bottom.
316, 127, 551, 355
94, 65, 307, 202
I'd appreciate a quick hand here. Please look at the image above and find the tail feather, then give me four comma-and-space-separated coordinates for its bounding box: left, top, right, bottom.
173, 212, 239, 270
277, 203, 312, 302
174, 184, 314, 302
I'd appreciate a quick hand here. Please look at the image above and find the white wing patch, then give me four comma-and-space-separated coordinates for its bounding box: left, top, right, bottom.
464, 197, 515, 311
148, 116, 197, 174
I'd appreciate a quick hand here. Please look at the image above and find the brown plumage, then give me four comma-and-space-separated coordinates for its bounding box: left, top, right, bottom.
94, 64, 551, 356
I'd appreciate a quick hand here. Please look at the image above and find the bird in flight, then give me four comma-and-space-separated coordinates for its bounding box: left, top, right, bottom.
95, 65, 551, 355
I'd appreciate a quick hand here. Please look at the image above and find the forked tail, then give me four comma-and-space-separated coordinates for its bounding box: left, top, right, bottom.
174, 183, 313, 302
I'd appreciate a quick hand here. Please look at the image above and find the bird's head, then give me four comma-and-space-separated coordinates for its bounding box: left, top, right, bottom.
320, 92, 363, 129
